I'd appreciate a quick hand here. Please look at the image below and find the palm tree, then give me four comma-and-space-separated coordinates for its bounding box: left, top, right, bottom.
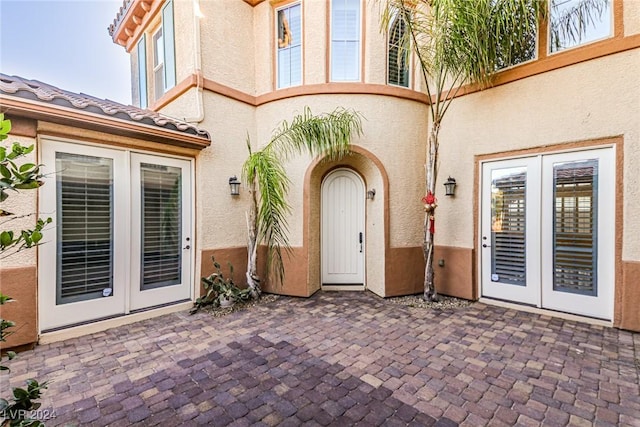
380, 0, 609, 301
242, 107, 363, 297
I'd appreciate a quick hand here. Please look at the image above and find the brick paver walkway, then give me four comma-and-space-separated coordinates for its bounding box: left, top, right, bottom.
5, 292, 640, 426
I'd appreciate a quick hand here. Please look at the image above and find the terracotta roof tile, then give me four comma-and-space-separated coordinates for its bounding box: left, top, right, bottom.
108, 0, 133, 37
0, 73, 210, 140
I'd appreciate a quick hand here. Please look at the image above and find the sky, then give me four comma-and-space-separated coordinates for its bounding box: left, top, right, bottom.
0, 0, 132, 105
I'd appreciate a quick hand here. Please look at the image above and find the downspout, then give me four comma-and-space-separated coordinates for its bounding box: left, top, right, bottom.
183, 0, 204, 123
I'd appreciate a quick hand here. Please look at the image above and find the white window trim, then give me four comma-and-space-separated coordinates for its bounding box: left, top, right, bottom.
386, 12, 410, 88
547, 0, 614, 56
275, 1, 303, 89
329, 0, 363, 82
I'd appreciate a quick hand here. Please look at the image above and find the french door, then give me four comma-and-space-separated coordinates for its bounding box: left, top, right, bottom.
481, 148, 614, 320
39, 140, 192, 331
321, 169, 365, 288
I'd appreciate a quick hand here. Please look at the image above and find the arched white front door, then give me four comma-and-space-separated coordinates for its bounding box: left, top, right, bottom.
321, 169, 365, 289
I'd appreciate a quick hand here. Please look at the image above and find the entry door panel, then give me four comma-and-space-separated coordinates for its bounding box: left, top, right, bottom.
541, 149, 614, 319
130, 154, 192, 310
481, 157, 541, 306
481, 148, 614, 320
322, 169, 365, 285
39, 142, 128, 330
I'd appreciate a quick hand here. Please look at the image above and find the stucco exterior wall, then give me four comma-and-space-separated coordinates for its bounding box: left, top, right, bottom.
435, 49, 640, 261
199, 0, 255, 95
625, 0, 640, 36
253, 95, 427, 248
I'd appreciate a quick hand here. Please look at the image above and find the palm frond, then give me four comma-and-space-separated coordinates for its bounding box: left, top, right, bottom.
266, 107, 363, 161
242, 107, 363, 287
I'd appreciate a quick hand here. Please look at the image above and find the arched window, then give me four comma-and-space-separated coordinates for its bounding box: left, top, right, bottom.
387, 16, 409, 87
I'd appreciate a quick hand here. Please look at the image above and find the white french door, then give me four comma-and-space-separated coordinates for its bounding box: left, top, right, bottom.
39, 140, 192, 331
321, 169, 365, 288
480, 148, 615, 320
481, 157, 541, 306
130, 153, 192, 310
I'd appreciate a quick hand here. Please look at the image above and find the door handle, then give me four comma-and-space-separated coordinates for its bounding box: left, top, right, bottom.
183, 245, 191, 250
482, 244, 490, 248
359, 232, 363, 253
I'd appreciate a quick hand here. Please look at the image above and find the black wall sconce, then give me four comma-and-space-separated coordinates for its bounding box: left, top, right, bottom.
367, 189, 376, 200
443, 176, 457, 196
229, 176, 241, 196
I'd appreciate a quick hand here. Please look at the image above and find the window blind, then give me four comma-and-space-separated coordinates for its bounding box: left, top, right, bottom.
331, 0, 360, 81
56, 153, 114, 304
553, 160, 598, 295
140, 163, 182, 290
491, 170, 527, 286
277, 4, 302, 88
388, 16, 409, 87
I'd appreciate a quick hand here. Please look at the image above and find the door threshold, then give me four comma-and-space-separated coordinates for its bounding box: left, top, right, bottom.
38, 301, 193, 345
322, 285, 365, 291
479, 297, 612, 327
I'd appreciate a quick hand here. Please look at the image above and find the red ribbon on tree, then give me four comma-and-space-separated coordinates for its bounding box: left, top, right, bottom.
422, 191, 436, 206
421, 191, 437, 234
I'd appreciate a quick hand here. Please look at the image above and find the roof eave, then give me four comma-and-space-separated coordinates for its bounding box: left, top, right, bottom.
0, 95, 211, 151
109, 0, 163, 52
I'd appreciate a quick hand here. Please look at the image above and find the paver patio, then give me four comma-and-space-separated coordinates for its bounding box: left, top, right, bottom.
4, 292, 640, 426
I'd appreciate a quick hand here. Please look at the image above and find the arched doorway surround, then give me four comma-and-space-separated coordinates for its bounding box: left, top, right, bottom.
304, 145, 388, 296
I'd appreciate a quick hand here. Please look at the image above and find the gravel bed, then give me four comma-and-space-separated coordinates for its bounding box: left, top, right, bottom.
387, 294, 473, 310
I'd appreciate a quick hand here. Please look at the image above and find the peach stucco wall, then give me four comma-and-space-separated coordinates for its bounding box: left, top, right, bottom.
435, 50, 640, 260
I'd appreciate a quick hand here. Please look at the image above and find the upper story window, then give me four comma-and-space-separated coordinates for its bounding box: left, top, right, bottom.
276, 3, 302, 89
331, 0, 361, 82
549, 0, 612, 53
139, 0, 175, 103
137, 35, 148, 109
387, 15, 409, 87
496, 4, 537, 70
153, 27, 165, 101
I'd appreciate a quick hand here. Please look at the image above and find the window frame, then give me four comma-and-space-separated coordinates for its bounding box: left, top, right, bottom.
137, 35, 148, 109
329, 0, 362, 82
547, 0, 614, 55
152, 26, 165, 102
275, 1, 303, 89
386, 13, 410, 88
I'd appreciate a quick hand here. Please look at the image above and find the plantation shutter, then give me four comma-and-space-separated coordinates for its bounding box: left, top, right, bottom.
553, 160, 598, 295
140, 163, 182, 290
388, 17, 409, 87
491, 170, 527, 286
137, 34, 148, 109
331, 0, 360, 81
162, 0, 176, 91
56, 153, 114, 304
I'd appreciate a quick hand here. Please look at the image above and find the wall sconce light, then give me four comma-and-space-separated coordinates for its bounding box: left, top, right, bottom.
443, 176, 457, 196
366, 189, 376, 200
229, 176, 241, 196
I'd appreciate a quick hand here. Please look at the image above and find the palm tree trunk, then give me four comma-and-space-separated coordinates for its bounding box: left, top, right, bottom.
246, 175, 261, 298
423, 122, 440, 301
